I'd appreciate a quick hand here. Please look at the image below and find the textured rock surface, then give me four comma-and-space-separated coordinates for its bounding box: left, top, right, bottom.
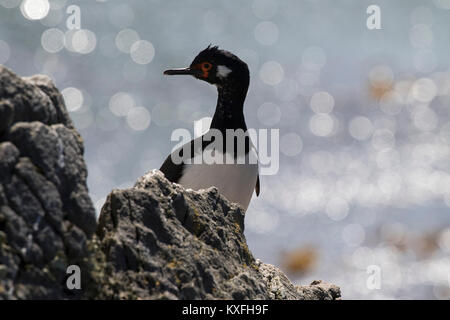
0, 66, 340, 300
0, 66, 97, 299
93, 170, 341, 300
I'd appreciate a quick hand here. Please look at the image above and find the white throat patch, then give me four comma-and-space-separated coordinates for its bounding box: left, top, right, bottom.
216, 65, 232, 79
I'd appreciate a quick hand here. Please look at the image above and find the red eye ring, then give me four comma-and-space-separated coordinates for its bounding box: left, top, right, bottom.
202, 62, 212, 71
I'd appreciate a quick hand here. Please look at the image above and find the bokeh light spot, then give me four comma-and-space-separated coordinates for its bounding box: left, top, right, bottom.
41, 28, 64, 53
309, 114, 334, 137
411, 78, 437, 103
326, 196, 349, 221
259, 60, 284, 85
126, 106, 151, 131
257, 102, 281, 126
280, 133, 303, 156
254, 21, 279, 46
109, 92, 135, 117
349, 116, 374, 141
21, 0, 50, 20
115, 28, 140, 53
61, 87, 84, 112
379, 91, 403, 115
310, 91, 334, 114
130, 40, 155, 65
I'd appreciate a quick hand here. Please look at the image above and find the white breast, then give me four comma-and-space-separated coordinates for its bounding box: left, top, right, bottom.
178, 149, 258, 211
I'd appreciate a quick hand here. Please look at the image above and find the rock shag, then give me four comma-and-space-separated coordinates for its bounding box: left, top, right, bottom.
160, 46, 260, 211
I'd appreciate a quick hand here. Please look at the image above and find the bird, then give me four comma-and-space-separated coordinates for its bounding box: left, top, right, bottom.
160, 45, 259, 211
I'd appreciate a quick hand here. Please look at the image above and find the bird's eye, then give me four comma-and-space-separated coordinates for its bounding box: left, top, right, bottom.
202, 62, 212, 71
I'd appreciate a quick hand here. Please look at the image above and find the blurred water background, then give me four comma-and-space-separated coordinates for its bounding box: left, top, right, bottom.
1, 0, 450, 299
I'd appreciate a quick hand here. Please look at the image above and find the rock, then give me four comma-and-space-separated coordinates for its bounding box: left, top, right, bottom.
0, 66, 96, 299
0, 65, 341, 300
257, 262, 340, 300
92, 170, 341, 300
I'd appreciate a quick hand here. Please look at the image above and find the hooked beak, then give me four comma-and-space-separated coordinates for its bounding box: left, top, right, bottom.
163, 67, 201, 76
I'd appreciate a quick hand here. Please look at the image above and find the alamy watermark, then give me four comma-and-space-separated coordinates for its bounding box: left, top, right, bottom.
66, 265, 81, 290
366, 5, 381, 30
66, 5, 81, 30
366, 265, 382, 290
170, 124, 279, 176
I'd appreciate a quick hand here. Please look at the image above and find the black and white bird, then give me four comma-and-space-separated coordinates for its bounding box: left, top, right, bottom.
160, 45, 259, 211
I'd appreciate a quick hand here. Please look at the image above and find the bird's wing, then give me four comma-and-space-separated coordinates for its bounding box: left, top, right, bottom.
159, 153, 185, 183
159, 136, 211, 183
255, 174, 260, 196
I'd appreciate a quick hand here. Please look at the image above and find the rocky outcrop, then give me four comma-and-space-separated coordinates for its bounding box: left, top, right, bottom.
91, 170, 341, 300
0, 66, 341, 300
0, 66, 96, 299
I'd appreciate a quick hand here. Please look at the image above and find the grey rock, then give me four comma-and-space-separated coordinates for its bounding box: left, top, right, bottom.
0, 142, 19, 173
0, 65, 96, 299
93, 170, 341, 300
0, 100, 14, 134
257, 261, 341, 300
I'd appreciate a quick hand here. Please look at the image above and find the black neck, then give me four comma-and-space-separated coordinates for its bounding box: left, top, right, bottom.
210, 81, 249, 133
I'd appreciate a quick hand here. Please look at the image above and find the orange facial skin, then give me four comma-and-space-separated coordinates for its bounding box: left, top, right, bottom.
193, 62, 212, 78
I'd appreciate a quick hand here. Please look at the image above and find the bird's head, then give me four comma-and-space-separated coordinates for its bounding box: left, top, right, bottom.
164, 45, 249, 88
